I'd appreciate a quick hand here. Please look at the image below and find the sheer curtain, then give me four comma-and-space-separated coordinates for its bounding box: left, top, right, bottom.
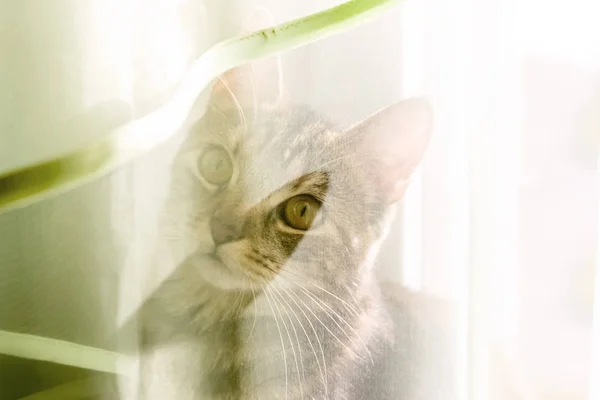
398, 0, 599, 399
116, 0, 600, 398
1, 0, 598, 398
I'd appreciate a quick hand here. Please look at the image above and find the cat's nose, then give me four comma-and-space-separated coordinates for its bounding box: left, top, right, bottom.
210, 214, 240, 246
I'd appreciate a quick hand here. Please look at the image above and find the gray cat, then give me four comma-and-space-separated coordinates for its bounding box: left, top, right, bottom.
130, 62, 453, 400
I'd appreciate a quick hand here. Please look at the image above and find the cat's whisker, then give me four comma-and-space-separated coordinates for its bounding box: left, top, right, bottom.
311, 152, 361, 173
335, 121, 374, 147
268, 285, 305, 399
337, 239, 355, 258
307, 281, 361, 317
282, 281, 367, 363
277, 272, 361, 318
312, 142, 353, 167
264, 285, 301, 394
249, 63, 258, 124
345, 284, 361, 305
295, 287, 368, 362
260, 280, 289, 400
234, 286, 248, 318
273, 282, 329, 398
311, 134, 357, 166
246, 282, 258, 344
217, 76, 248, 132
299, 287, 373, 365
344, 284, 369, 318
312, 138, 334, 160
230, 291, 241, 317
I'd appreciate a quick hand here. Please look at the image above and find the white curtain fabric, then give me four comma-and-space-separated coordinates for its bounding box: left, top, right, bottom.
399, 0, 599, 399
1, 0, 598, 399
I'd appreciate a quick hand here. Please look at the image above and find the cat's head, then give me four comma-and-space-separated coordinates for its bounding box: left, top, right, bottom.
163, 60, 432, 293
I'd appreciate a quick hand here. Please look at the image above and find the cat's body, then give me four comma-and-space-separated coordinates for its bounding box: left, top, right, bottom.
129, 64, 448, 399
140, 260, 391, 400
137, 264, 454, 400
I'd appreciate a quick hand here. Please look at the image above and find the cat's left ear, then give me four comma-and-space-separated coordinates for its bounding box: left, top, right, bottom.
210, 8, 284, 108
240, 7, 286, 102
349, 97, 433, 203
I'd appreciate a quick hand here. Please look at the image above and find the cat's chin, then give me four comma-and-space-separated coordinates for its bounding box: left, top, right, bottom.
190, 252, 252, 292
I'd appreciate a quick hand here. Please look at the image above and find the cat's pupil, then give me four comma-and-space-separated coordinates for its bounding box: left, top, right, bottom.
198, 146, 233, 185
300, 205, 307, 218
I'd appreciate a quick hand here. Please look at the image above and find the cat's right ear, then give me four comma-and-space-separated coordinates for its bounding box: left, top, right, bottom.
349, 97, 433, 204
210, 67, 247, 109
209, 59, 284, 113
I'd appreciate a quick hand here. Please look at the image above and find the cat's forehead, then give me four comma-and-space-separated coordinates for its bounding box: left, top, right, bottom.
244, 105, 339, 166
188, 102, 345, 201
244, 106, 341, 202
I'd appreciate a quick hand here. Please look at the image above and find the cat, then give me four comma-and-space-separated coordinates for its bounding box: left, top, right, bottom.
128, 60, 453, 400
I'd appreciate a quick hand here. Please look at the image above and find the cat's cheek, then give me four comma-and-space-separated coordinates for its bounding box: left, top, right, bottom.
213, 240, 257, 287
193, 254, 249, 291
195, 221, 216, 253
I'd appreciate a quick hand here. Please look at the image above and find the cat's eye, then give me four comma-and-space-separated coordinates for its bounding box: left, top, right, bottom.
281, 195, 323, 231
197, 146, 233, 185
